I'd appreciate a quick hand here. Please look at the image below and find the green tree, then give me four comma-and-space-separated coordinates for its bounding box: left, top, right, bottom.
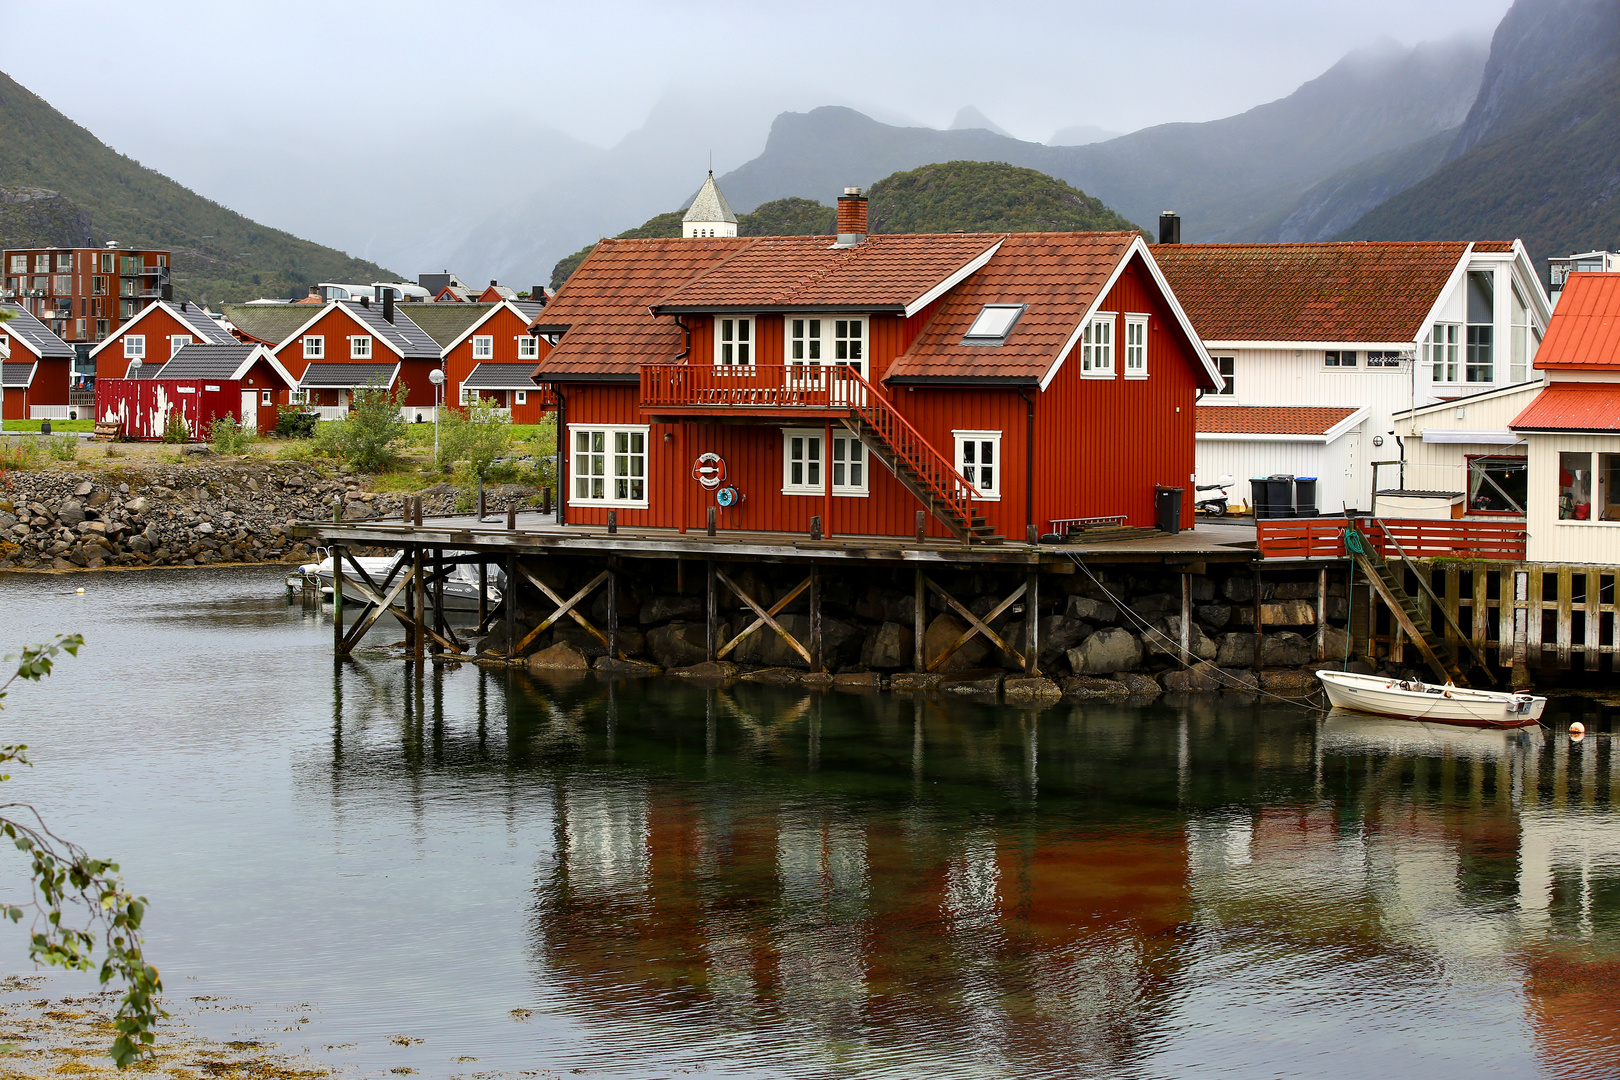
436, 396, 512, 478
315, 381, 409, 472
0, 636, 162, 1067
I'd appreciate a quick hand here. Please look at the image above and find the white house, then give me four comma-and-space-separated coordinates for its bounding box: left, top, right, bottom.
1389, 381, 1544, 520
1157, 240, 1551, 513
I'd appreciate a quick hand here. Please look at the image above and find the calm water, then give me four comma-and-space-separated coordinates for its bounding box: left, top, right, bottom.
0, 567, 1617, 1080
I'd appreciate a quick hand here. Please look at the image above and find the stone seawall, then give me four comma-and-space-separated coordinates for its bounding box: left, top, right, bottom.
474, 554, 1371, 701
0, 465, 540, 570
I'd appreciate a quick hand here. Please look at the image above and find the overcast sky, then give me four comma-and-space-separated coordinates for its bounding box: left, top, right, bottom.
8, 0, 1508, 152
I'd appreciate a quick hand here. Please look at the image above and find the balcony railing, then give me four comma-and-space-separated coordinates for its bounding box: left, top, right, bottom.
136, 265, 166, 277
640, 362, 871, 412
1257, 516, 1528, 561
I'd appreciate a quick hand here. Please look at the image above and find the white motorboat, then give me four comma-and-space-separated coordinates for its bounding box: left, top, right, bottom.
287, 550, 502, 613
1315, 669, 1545, 728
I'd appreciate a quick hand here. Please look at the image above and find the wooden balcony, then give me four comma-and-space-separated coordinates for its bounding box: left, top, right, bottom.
639, 362, 866, 419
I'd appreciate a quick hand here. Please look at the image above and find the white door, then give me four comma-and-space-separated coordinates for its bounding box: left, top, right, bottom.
241, 390, 259, 433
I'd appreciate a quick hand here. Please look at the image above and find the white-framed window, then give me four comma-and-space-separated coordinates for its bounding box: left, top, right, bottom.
460, 386, 474, 405
781, 428, 866, 495
350, 335, 372, 359
1366, 351, 1404, 368
716, 316, 753, 367
169, 334, 192, 355
516, 336, 539, 360
1427, 324, 1459, 382
123, 335, 145, 359
789, 317, 823, 366
1324, 350, 1357, 367
1123, 314, 1148, 378
953, 430, 1001, 500
514, 390, 527, 405
303, 335, 324, 360
1213, 356, 1236, 396
832, 317, 865, 376
472, 335, 493, 359
1081, 313, 1114, 376
570, 425, 649, 506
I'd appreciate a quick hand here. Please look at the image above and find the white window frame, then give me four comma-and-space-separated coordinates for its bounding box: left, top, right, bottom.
349, 335, 372, 360
715, 316, 754, 368
781, 427, 867, 496
1212, 356, 1236, 397
260, 389, 273, 406
786, 316, 867, 378
787, 317, 823, 367
303, 335, 324, 360
569, 424, 650, 508
516, 336, 539, 360
460, 386, 474, 406
123, 335, 145, 359
1123, 314, 1148, 378
514, 390, 527, 406
782, 428, 824, 494
1324, 350, 1358, 368
1081, 313, 1115, 377
472, 335, 494, 360
169, 334, 193, 355
953, 430, 1002, 501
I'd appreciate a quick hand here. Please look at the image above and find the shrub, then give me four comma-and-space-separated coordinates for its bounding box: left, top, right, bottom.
316, 381, 408, 472
274, 404, 318, 439
160, 411, 191, 444
209, 415, 256, 455
46, 435, 80, 462
435, 397, 512, 478
526, 417, 559, 488
0, 437, 42, 470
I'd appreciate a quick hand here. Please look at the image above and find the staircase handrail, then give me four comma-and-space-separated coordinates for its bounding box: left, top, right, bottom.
828, 364, 980, 524
1363, 517, 1496, 682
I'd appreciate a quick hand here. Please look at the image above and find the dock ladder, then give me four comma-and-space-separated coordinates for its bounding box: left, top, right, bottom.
1344, 521, 1495, 687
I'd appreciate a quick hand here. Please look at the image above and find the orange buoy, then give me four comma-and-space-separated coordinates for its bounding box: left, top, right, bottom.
1569, 721, 1586, 741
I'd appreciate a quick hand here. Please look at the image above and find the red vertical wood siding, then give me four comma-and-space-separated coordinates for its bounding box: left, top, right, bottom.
94, 307, 210, 380
1033, 255, 1199, 529
271, 308, 437, 406
442, 306, 556, 420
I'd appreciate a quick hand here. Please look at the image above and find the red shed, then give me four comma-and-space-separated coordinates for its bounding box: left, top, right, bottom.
95, 342, 297, 438
532, 191, 1219, 540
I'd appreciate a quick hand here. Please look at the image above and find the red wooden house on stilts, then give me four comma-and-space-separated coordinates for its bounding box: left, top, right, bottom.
531, 188, 1220, 541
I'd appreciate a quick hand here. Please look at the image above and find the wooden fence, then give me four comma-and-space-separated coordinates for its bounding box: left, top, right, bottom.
1256, 517, 1528, 561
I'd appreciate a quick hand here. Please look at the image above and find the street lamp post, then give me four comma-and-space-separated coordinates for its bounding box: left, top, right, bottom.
429, 367, 446, 461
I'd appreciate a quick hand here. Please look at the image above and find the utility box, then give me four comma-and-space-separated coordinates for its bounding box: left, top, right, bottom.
1155, 485, 1185, 534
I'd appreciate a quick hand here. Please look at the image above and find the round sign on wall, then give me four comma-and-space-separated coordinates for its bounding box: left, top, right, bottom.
693, 453, 726, 489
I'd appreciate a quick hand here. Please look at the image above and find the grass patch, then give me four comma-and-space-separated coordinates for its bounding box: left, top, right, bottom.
365, 470, 438, 493
1, 419, 94, 433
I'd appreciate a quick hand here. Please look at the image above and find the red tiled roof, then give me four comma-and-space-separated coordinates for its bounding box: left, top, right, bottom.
652, 233, 1005, 311
885, 232, 1139, 384
1533, 273, 1620, 370
1509, 382, 1620, 432
533, 237, 749, 379
1196, 404, 1360, 436
1154, 242, 1478, 343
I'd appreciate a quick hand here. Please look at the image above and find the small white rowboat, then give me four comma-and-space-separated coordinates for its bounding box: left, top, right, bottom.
1316, 670, 1546, 728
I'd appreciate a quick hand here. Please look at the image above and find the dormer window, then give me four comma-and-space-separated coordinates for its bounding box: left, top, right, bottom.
962, 304, 1025, 346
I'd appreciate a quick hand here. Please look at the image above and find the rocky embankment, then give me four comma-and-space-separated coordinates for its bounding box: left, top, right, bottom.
0, 463, 539, 571
478, 557, 1370, 701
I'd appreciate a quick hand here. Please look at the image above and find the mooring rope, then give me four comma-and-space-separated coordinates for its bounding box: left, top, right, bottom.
1062, 552, 1328, 708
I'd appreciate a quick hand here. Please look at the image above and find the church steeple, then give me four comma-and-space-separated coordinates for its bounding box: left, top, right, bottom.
682, 171, 738, 238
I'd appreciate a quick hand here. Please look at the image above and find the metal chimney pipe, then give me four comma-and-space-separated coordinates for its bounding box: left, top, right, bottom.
1158, 212, 1181, 245
383, 289, 395, 324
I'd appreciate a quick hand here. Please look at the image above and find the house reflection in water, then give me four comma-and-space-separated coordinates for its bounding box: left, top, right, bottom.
525, 690, 1195, 1074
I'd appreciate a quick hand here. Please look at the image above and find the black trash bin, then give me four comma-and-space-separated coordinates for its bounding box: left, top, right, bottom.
1155, 485, 1185, 534
1265, 474, 1297, 518
40, 420, 52, 435
1249, 477, 1271, 519
1294, 476, 1319, 517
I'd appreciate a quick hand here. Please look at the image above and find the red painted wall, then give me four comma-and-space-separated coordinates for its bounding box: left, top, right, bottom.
2, 358, 72, 419
94, 307, 212, 380
95, 378, 241, 441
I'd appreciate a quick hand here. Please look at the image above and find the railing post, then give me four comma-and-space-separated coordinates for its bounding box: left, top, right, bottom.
916, 510, 926, 542
607, 509, 618, 534
707, 505, 717, 537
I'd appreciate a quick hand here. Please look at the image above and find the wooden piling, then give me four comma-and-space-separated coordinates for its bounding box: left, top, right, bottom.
705, 560, 717, 662
1179, 572, 1192, 666
432, 548, 445, 655
505, 554, 518, 661
1026, 570, 1040, 675
914, 566, 926, 672
413, 548, 426, 662
332, 543, 344, 653
809, 564, 823, 672
1315, 567, 1327, 662
1252, 568, 1263, 672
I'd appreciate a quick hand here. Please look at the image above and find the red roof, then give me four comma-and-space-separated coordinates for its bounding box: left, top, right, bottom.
534, 237, 748, 380
886, 232, 1144, 384
1196, 404, 1360, 436
1509, 382, 1620, 432
1154, 242, 1479, 343
1533, 273, 1620, 370
652, 233, 1004, 311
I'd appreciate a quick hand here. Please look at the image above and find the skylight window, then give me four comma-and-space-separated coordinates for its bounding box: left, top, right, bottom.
962, 303, 1026, 345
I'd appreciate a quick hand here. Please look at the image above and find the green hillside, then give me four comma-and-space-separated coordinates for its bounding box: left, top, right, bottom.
0, 70, 400, 305
868, 161, 1145, 234
551, 162, 1141, 289
1339, 67, 1620, 267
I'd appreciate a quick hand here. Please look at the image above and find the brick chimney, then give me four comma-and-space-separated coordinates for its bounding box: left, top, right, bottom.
835, 187, 868, 247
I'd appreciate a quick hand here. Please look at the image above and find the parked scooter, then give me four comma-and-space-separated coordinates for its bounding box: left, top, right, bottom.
1195, 474, 1235, 516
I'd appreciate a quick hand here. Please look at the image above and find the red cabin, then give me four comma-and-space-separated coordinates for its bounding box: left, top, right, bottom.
440, 299, 555, 423
270, 298, 442, 414
532, 194, 1219, 541
95, 343, 298, 438
87, 299, 238, 380
1, 303, 75, 420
